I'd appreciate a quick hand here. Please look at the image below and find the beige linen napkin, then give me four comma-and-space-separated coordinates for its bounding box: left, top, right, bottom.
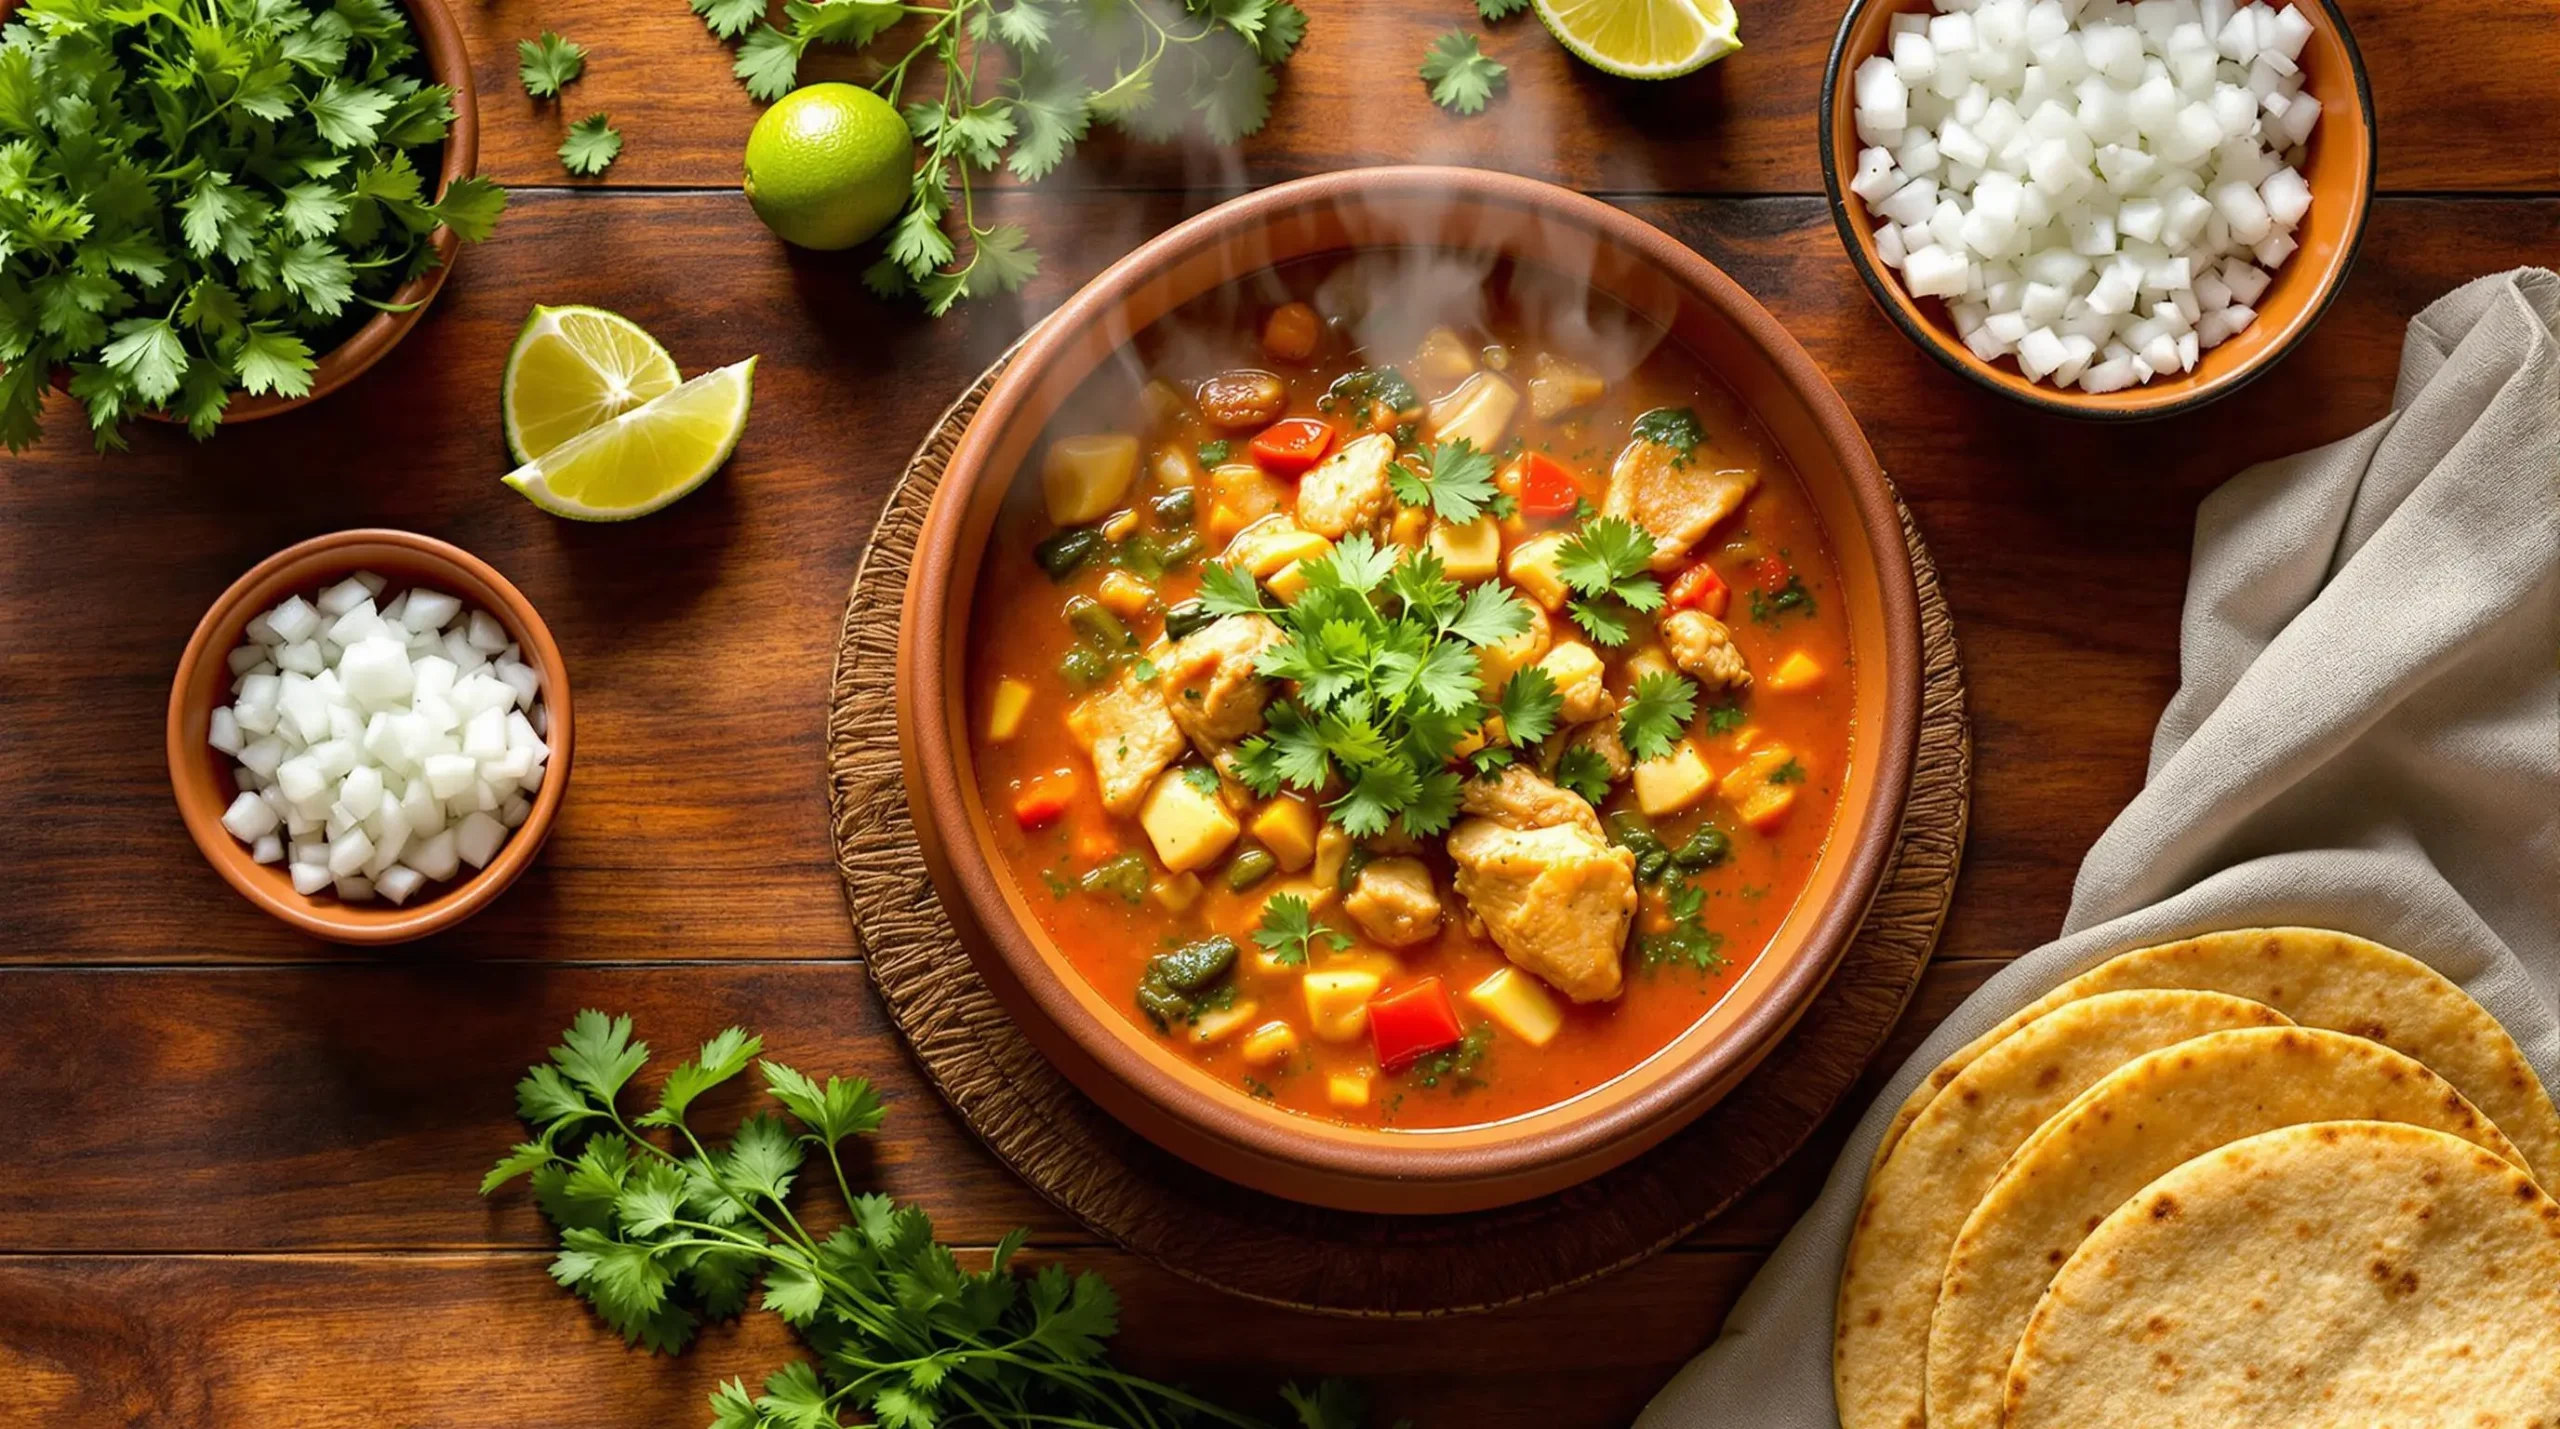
1638, 268, 2560, 1426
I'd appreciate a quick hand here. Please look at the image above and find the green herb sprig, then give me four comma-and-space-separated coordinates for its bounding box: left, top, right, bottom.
1253, 893, 1351, 967
0, 0, 506, 449
487, 1012, 1381, 1429
1420, 31, 1505, 114
1203, 536, 1537, 837
692, 0, 1305, 314
1641, 881, 1728, 972
516, 32, 587, 98
1554, 515, 1667, 646
1390, 437, 1499, 524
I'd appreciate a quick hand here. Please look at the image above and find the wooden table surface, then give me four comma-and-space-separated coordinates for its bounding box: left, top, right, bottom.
5, 0, 2556, 1422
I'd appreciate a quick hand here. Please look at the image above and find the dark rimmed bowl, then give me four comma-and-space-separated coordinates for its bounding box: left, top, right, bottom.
168, 530, 572, 944
898, 167, 1923, 1214
1, 0, 478, 424
1820, 0, 2375, 420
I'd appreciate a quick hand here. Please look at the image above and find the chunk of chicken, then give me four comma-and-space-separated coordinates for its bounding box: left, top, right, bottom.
1295, 432, 1396, 539
1601, 437, 1759, 571
1535, 641, 1615, 726
1447, 819, 1636, 1003
1343, 856, 1442, 948
1458, 764, 1603, 836
1659, 609, 1752, 691
1158, 614, 1282, 756
1066, 671, 1186, 815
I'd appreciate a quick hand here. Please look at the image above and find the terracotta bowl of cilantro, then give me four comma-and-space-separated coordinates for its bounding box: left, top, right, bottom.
902, 166, 1921, 1215
0, 0, 493, 451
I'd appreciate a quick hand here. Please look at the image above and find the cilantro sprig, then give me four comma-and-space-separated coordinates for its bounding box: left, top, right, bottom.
559, 114, 623, 176
1389, 438, 1499, 524
1555, 515, 1667, 646
488, 1012, 1379, 1429
516, 32, 588, 99
1554, 743, 1615, 803
1619, 669, 1699, 762
1642, 881, 1728, 972
692, 0, 1307, 315
1420, 31, 1507, 115
1205, 535, 1536, 837
1254, 893, 1352, 967
0, 0, 506, 450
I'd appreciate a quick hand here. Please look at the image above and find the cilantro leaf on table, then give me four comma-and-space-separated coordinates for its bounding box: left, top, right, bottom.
0, 0, 504, 451
1476, 0, 1531, 17
1254, 893, 1352, 967
1389, 438, 1500, 524
1420, 31, 1508, 115
487, 1013, 1384, 1428
691, 0, 769, 40
517, 32, 588, 99
1619, 670, 1699, 762
1557, 515, 1666, 646
560, 114, 625, 176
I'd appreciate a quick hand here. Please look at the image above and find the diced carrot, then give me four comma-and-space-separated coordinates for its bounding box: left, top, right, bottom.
1012, 781, 1074, 831
1250, 417, 1335, 477
1513, 452, 1581, 519
1261, 302, 1321, 362
1667, 560, 1730, 618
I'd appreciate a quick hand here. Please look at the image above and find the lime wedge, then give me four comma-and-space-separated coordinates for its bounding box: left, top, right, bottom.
502, 358, 756, 521
502, 305, 682, 464
1534, 0, 1740, 79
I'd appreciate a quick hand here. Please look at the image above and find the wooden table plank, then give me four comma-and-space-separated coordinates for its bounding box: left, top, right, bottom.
451, 0, 2560, 194
12, 194, 2552, 969
0, 1247, 1751, 1428
0, 957, 1998, 1253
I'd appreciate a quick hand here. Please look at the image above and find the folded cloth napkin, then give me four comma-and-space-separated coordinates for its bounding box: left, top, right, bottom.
1638, 267, 2560, 1427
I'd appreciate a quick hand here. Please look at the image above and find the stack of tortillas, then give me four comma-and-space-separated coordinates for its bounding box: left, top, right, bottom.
1833, 927, 2560, 1428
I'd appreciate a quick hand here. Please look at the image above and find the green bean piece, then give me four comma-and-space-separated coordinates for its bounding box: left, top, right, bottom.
1115, 532, 1167, 580
1150, 487, 1197, 526
1134, 981, 1192, 1028
1223, 847, 1278, 892
1056, 644, 1111, 690
1063, 594, 1135, 652
1161, 599, 1217, 641
1148, 935, 1238, 993
1078, 851, 1150, 903
1673, 825, 1732, 871
1035, 527, 1105, 580
1153, 531, 1204, 570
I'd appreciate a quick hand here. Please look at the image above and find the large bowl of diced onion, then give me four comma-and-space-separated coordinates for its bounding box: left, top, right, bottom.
167, 529, 572, 944
1821, 0, 2374, 418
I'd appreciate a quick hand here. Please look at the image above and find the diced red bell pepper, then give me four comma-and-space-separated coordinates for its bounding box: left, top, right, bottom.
1515, 452, 1582, 519
1667, 560, 1730, 619
1250, 417, 1335, 477
1012, 782, 1073, 831
1368, 977, 1465, 1070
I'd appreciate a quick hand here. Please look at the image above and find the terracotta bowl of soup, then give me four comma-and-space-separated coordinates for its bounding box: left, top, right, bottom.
1820, 0, 2374, 419
901, 167, 1921, 1213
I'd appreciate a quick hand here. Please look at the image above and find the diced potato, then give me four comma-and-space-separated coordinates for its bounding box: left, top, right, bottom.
1139, 379, 1190, 434
1720, 744, 1802, 831
1149, 444, 1202, 490
1249, 796, 1318, 873
1205, 500, 1248, 546
1151, 871, 1202, 913
1476, 605, 1552, 691
1265, 559, 1317, 602
1505, 532, 1571, 611
983, 678, 1033, 744
1525, 352, 1607, 420
1096, 571, 1156, 619
1622, 644, 1674, 687
1240, 1020, 1299, 1068
1210, 461, 1284, 530
1766, 650, 1824, 692
1221, 513, 1333, 579
1042, 433, 1140, 525
1388, 505, 1431, 549
1633, 738, 1716, 817
1466, 966, 1565, 1048
1535, 641, 1608, 721
1191, 999, 1261, 1045
1139, 768, 1241, 873
1312, 825, 1351, 891
1327, 1071, 1373, 1109
1430, 514, 1502, 583
1413, 325, 1478, 385
1424, 372, 1521, 452
1101, 508, 1142, 542
1302, 968, 1384, 1043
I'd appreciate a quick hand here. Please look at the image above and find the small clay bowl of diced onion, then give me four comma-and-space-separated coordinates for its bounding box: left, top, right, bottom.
1821, 0, 2374, 418
166, 529, 571, 944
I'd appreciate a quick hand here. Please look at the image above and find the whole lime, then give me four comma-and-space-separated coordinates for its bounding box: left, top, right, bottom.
743, 83, 914, 251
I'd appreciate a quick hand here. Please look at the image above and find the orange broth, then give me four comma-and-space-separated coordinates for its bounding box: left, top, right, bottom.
965, 256, 1854, 1130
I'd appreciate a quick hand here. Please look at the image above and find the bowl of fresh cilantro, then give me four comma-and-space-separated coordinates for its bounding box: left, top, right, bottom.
0, 0, 503, 451
897, 166, 1926, 1214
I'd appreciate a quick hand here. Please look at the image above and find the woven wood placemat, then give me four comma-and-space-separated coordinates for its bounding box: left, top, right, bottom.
825, 353, 1971, 1317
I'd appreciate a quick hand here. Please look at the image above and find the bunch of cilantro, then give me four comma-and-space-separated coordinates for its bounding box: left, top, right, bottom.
1198, 530, 1559, 838
0, 0, 505, 451
686, 0, 1306, 314
488, 1012, 1383, 1429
